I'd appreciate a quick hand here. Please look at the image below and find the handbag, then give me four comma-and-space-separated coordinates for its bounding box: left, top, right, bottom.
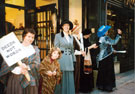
84, 48, 92, 74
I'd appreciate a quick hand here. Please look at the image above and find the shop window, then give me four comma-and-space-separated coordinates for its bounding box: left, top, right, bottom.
5, 0, 24, 7
36, 0, 57, 7
6, 7, 24, 30
5, 7, 24, 42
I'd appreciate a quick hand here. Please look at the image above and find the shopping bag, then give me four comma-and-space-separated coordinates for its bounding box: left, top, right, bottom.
83, 48, 92, 74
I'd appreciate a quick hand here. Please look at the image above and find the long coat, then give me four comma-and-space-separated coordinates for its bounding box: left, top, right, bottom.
54, 32, 76, 71
54, 31, 76, 94
39, 56, 62, 94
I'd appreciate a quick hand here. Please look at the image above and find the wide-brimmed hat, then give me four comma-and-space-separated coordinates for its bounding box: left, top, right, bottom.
97, 25, 111, 37
60, 19, 73, 30
82, 29, 91, 35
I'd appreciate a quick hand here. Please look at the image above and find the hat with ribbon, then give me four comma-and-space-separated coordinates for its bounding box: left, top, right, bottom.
60, 19, 73, 30
97, 25, 111, 37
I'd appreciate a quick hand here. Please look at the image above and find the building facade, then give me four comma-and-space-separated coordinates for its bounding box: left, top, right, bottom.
0, 0, 134, 72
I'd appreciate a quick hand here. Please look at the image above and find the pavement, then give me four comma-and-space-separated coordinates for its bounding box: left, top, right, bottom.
79, 70, 135, 94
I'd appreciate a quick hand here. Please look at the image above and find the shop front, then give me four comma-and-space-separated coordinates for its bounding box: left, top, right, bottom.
0, 0, 134, 71
106, 0, 134, 73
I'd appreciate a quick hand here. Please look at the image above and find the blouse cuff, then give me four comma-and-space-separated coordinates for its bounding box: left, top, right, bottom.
74, 50, 81, 55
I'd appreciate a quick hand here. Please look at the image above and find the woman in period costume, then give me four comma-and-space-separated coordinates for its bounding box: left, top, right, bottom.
79, 29, 97, 93
71, 20, 85, 93
0, 28, 40, 94
39, 47, 62, 94
88, 28, 99, 70
96, 25, 122, 92
54, 19, 76, 94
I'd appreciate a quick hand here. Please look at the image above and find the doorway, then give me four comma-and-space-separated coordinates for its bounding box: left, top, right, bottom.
35, 4, 57, 60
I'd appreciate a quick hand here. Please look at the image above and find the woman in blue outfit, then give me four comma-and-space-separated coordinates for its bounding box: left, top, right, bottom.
54, 20, 76, 94
96, 25, 122, 92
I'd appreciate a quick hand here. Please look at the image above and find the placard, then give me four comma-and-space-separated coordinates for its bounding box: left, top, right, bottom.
0, 32, 26, 66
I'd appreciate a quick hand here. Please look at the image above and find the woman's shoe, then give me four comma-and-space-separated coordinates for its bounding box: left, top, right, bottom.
97, 87, 104, 91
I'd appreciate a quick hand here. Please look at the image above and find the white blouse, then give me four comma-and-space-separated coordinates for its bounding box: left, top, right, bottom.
63, 31, 70, 43
12, 44, 35, 74
22, 44, 35, 58
73, 33, 84, 55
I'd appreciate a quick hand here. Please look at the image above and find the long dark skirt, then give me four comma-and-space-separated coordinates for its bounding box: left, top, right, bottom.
79, 58, 94, 93
96, 54, 116, 91
5, 74, 38, 94
74, 55, 83, 93
55, 71, 75, 94
0, 82, 5, 94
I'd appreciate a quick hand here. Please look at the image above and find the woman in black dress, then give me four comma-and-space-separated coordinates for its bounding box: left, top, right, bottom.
79, 29, 97, 93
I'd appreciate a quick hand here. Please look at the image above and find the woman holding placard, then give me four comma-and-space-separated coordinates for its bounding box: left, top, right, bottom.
0, 28, 40, 94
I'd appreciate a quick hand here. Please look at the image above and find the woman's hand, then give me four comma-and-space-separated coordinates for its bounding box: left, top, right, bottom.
20, 63, 28, 70
57, 77, 61, 84
88, 43, 98, 49
21, 68, 28, 75
81, 51, 85, 57
117, 29, 122, 35
52, 70, 56, 76
93, 44, 98, 49
46, 71, 53, 76
20, 63, 28, 75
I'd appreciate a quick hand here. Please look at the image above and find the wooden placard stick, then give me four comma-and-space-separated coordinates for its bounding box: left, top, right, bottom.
18, 61, 30, 81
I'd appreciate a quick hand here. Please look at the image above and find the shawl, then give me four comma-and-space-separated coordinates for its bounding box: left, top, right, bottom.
0, 45, 40, 88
